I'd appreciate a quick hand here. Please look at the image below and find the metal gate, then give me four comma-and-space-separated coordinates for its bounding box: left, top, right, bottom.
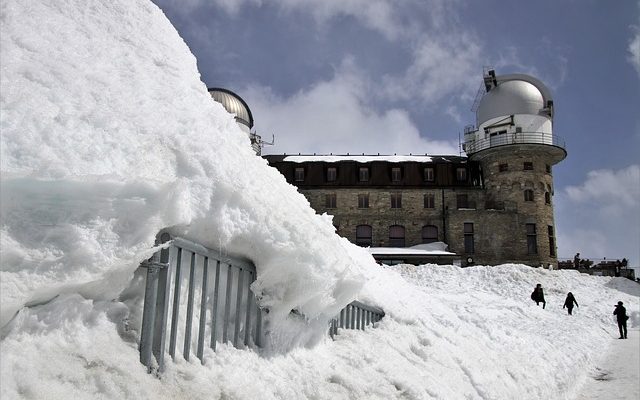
138, 231, 262, 372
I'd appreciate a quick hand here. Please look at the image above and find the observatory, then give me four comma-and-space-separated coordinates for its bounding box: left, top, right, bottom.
208, 88, 263, 155
263, 70, 567, 267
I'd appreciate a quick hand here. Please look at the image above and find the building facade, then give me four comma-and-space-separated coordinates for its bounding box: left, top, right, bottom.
263, 71, 567, 267
210, 70, 567, 267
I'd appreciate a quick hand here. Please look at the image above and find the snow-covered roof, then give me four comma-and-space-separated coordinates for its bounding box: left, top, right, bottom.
367, 243, 456, 256
283, 155, 434, 163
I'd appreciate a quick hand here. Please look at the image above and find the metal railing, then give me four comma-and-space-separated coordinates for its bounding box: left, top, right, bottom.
329, 300, 385, 338
138, 231, 263, 372
464, 131, 566, 154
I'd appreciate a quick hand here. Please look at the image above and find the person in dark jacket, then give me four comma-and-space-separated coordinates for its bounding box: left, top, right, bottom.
563, 292, 579, 315
613, 301, 628, 339
531, 284, 546, 309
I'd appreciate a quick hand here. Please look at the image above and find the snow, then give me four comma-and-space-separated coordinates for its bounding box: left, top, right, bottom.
368, 242, 455, 256
282, 155, 434, 163
1, 1, 639, 399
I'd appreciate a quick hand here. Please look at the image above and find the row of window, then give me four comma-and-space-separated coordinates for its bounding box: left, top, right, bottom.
324, 193, 437, 209
323, 190, 551, 209
498, 162, 552, 173
353, 223, 556, 257
294, 166, 467, 183
355, 224, 439, 247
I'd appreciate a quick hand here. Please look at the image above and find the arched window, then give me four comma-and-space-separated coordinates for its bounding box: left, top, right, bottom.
524, 189, 534, 202
422, 225, 438, 244
355, 225, 372, 247
389, 225, 405, 247
545, 192, 551, 204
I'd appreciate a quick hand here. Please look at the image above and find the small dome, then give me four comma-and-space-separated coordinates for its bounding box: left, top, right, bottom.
477, 80, 545, 126
208, 88, 254, 129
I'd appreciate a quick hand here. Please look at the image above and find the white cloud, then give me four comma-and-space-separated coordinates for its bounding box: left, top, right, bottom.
244, 61, 459, 155
555, 165, 640, 264
381, 32, 482, 105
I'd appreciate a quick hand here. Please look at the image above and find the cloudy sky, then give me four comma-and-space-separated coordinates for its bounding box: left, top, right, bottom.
153, 0, 640, 266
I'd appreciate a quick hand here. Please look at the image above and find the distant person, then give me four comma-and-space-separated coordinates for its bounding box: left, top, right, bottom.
574, 253, 580, 269
563, 292, 579, 315
531, 284, 546, 309
613, 301, 628, 339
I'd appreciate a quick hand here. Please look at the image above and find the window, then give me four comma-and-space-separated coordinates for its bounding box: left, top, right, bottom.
294, 167, 305, 182
499, 163, 508, 172
325, 193, 336, 208
326, 167, 337, 182
545, 192, 551, 205
456, 167, 467, 181
389, 225, 405, 247
464, 223, 474, 254
424, 193, 435, 209
546, 164, 551, 174
359, 167, 370, 182
356, 225, 372, 247
526, 223, 538, 255
422, 225, 438, 244
524, 189, 534, 202
391, 167, 402, 182
390, 193, 402, 209
358, 194, 369, 209
548, 225, 556, 257
523, 162, 533, 171
424, 167, 435, 182
457, 194, 469, 209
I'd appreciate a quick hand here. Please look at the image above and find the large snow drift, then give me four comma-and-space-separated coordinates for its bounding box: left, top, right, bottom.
1, 1, 639, 399
0, 0, 371, 341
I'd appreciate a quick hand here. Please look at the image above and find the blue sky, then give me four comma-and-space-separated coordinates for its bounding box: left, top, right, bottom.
153, 0, 640, 267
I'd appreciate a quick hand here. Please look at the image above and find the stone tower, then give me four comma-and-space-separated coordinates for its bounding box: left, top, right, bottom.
463, 70, 567, 266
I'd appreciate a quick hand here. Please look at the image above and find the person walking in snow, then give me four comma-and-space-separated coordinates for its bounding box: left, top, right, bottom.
531, 283, 546, 309
613, 301, 628, 339
563, 292, 578, 315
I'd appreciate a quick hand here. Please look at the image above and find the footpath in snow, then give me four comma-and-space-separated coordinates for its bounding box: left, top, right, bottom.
574, 328, 640, 400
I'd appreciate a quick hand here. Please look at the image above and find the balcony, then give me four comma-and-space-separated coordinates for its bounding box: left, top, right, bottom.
463, 131, 566, 156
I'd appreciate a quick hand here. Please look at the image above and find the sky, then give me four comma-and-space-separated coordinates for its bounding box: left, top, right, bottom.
152, 0, 640, 267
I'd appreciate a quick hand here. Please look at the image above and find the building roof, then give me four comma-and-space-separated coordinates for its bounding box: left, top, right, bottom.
264, 154, 468, 163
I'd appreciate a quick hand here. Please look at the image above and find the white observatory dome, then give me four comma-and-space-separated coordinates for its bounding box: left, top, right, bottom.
477, 80, 545, 127
208, 88, 254, 129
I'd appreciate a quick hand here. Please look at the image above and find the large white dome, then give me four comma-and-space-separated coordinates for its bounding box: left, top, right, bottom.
477, 80, 545, 126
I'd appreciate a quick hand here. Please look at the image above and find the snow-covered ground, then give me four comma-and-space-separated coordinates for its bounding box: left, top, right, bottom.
1, 1, 639, 399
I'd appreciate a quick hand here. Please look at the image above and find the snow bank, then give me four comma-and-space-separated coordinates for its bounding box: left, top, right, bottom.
0, 0, 371, 341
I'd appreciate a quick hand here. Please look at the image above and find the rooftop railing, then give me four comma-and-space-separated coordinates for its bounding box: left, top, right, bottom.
463, 131, 566, 154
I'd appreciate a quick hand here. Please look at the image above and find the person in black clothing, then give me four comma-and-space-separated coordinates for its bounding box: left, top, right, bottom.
613, 301, 628, 339
563, 292, 579, 315
531, 284, 546, 309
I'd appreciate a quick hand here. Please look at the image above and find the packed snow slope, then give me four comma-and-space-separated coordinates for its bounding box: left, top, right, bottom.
1, 1, 639, 399
0, 0, 370, 344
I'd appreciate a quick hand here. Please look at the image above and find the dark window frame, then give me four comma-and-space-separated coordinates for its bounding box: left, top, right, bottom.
548, 225, 556, 257
464, 222, 475, 254
390, 193, 402, 209
456, 167, 468, 182
358, 194, 369, 209
389, 225, 406, 247
325, 193, 337, 209
526, 223, 538, 255
524, 189, 534, 202
457, 194, 469, 209
523, 162, 534, 171
424, 193, 435, 209
424, 167, 435, 182
294, 167, 305, 182
356, 224, 373, 247
326, 167, 337, 182
422, 225, 438, 244
358, 167, 370, 182
544, 192, 551, 205
499, 163, 508, 172
391, 167, 402, 182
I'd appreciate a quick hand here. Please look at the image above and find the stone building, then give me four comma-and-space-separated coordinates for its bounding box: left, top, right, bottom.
263, 70, 567, 267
